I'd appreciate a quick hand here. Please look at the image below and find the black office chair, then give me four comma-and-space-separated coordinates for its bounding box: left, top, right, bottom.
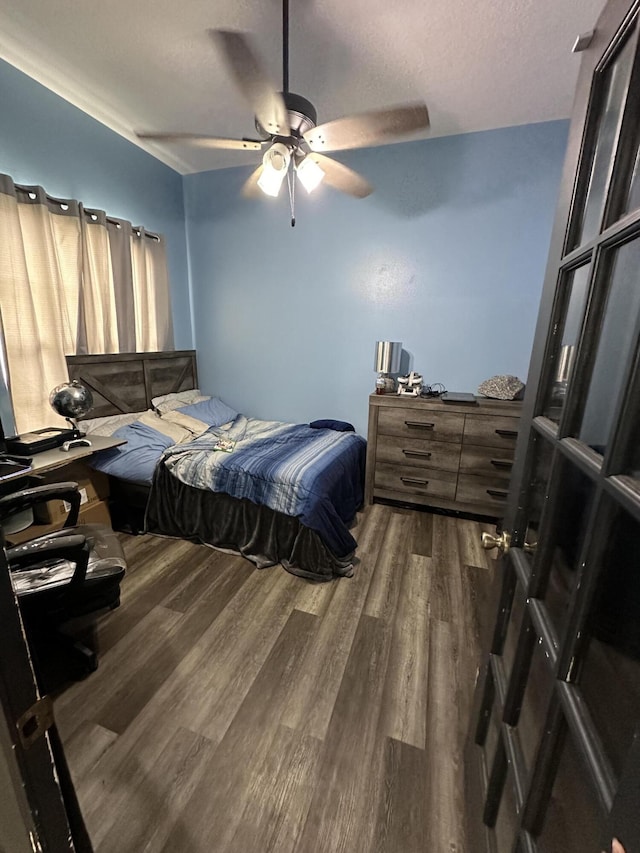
0, 482, 126, 688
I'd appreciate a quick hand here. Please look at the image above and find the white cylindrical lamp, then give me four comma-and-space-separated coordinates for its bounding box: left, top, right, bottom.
374, 341, 402, 393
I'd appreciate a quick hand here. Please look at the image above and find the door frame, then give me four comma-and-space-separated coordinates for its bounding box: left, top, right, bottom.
0, 541, 90, 851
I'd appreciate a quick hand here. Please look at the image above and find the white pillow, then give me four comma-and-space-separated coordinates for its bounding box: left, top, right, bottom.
151, 389, 206, 413
154, 394, 211, 415
81, 411, 148, 436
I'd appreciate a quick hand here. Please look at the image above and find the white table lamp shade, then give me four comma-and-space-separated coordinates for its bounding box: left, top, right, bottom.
374, 341, 402, 374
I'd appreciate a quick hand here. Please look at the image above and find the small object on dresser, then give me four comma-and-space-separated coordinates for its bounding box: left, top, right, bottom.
441, 392, 477, 404
397, 372, 423, 396
477, 375, 525, 401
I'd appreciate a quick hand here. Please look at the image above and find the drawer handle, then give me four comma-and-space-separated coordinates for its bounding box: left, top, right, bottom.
402, 449, 432, 459
401, 476, 429, 486
490, 459, 513, 470
486, 488, 508, 499
495, 429, 518, 438
405, 421, 434, 430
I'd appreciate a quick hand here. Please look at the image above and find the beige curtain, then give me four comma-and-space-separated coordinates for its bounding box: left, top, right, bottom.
78, 208, 119, 354
0, 173, 175, 434
0, 180, 79, 431
131, 228, 174, 352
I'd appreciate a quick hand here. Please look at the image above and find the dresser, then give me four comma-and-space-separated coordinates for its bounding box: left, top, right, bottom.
365, 394, 522, 517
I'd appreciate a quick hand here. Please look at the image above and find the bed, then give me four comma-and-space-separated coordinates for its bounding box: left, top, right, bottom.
66, 351, 366, 581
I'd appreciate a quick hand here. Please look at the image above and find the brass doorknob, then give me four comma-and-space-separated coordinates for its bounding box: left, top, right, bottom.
481, 530, 512, 553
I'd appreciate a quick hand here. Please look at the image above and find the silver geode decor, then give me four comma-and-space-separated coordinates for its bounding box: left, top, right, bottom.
477, 375, 525, 401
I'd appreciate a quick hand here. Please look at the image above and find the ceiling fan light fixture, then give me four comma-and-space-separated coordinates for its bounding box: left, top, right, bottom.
296, 156, 325, 194
257, 142, 291, 197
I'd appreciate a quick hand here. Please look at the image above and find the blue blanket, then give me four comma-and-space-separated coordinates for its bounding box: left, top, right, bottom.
161, 415, 366, 557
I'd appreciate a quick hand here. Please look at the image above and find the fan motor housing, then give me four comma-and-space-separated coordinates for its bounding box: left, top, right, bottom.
255, 92, 317, 140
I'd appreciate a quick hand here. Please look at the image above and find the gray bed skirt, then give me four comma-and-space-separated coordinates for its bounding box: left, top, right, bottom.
144, 463, 355, 581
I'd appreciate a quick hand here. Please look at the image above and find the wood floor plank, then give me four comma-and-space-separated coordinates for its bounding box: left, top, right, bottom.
112, 566, 296, 750
296, 613, 394, 853
94, 556, 255, 734
63, 570, 290, 836
364, 511, 413, 620
95, 727, 215, 853
84, 538, 217, 655
456, 518, 491, 570
225, 726, 323, 853
426, 618, 467, 852
410, 509, 434, 557
61, 721, 118, 786
55, 604, 183, 741
158, 608, 319, 852
380, 554, 431, 748
372, 737, 428, 853
293, 575, 339, 617
279, 503, 391, 740
429, 514, 459, 622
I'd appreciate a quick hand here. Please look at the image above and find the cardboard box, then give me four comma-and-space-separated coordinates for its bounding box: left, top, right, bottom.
77, 500, 112, 527
5, 499, 113, 545
33, 464, 109, 525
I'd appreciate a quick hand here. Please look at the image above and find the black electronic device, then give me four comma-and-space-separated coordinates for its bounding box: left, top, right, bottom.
6, 427, 80, 456
441, 392, 478, 405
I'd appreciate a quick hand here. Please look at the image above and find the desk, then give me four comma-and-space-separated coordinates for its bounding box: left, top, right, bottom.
1, 436, 127, 541
0, 435, 125, 485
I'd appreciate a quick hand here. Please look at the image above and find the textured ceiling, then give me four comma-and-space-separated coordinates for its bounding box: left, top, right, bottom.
0, 0, 605, 175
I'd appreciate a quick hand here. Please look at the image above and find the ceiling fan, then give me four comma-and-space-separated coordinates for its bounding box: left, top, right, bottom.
137, 0, 430, 225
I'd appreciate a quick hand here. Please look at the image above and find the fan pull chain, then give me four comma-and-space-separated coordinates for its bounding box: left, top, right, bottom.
288, 164, 296, 227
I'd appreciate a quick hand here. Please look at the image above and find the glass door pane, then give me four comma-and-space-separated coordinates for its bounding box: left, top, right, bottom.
578, 236, 640, 453
621, 122, 640, 214
542, 265, 590, 423
536, 728, 606, 852
517, 638, 555, 772
495, 769, 519, 853
572, 31, 636, 249
580, 506, 640, 779
502, 582, 527, 682
542, 464, 596, 636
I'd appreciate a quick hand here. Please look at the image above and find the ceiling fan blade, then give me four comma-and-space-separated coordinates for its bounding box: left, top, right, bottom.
241, 165, 265, 198
210, 30, 290, 137
136, 132, 264, 151
304, 102, 429, 152
309, 154, 373, 198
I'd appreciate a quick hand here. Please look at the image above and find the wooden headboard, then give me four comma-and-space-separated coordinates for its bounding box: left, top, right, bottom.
66, 350, 198, 419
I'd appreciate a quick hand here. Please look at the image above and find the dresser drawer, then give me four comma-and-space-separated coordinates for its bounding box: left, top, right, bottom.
376, 435, 461, 472
463, 414, 519, 449
378, 407, 464, 444
459, 444, 514, 479
375, 463, 457, 500
456, 473, 510, 508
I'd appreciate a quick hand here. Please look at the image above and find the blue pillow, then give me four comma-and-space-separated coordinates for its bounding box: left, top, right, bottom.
309, 419, 355, 432
177, 397, 238, 427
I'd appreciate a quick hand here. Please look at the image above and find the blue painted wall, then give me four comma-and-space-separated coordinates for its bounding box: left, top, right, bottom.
0, 53, 567, 436
184, 121, 568, 436
0, 59, 192, 348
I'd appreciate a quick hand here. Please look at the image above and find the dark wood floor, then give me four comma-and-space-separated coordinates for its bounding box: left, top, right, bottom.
55, 504, 499, 852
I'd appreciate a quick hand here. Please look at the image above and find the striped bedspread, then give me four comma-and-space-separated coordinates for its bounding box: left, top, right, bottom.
161, 415, 366, 557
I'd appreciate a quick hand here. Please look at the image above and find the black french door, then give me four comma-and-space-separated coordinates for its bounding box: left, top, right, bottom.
466, 1, 640, 850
